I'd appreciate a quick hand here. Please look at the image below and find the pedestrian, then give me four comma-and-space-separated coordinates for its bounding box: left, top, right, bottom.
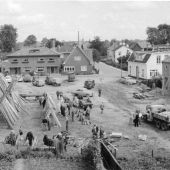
99, 126, 104, 138
85, 106, 91, 125
134, 114, 139, 127
66, 116, 69, 132
16, 129, 24, 149
98, 88, 102, 97
56, 91, 60, 100
25, 131, 34, 148
71, 109, 75, 122
100, 103, 104, 114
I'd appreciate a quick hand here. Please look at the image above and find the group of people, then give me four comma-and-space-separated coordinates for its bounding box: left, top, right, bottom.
4, 129, 37, 149
92, 124, 105, 139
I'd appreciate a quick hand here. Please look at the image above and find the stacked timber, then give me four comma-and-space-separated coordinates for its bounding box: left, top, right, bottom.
43, 93, 61, 127
0, 74, 27, 129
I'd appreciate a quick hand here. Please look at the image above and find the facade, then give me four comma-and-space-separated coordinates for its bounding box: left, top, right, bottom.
63, 46, 93, 75
162, 57, 170, 95
4, 47, 61, 75
128, 51, 170, 79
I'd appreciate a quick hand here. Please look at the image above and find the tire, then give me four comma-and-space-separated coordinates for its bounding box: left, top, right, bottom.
155, 120, 161, 129
161, 122, 168, 131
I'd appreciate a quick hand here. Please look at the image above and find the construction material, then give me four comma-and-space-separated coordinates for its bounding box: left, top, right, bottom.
0, 74, 27, 129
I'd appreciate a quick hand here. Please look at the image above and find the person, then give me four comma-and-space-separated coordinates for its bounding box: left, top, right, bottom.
58, 133, 64, 157
66, 116, 69, 132
5, 130, 17, 146
99, 126, 105, 138
42, 118, 49, 131
85, 106, 91, 124
42, 94, 47, 108
25, 131, 34, 148
98, 88, 102, 97
92, 124, 98, 138
100, 103, 104, 114
60, 104, 66, 117
134, 114, 139, 127
56, 91, 60, 100
138, 112, 142, 125
16, 130, 25, 149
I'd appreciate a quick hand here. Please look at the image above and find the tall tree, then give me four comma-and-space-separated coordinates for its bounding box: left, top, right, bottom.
0, 24, 17, 52
146, 24, 170, 45
24, 34, 37, 46
45, 38, 63, 48
41, 37, 48, 47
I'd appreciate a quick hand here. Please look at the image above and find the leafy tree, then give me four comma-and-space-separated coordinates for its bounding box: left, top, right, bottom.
0, 24, 17, 52
45, 38, 63, 48
146, 24, 170, 45
92, 49, 101, 62
41, 37, 48, 47
24, 34, 37, 46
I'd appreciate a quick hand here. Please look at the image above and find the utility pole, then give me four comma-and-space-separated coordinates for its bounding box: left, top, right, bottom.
78, 31, 79, 46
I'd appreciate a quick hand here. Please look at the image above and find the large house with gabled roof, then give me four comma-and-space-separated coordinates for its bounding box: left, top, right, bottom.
128, 51, 170, 79
4, 47, 61, 75
63, 45, 93, 75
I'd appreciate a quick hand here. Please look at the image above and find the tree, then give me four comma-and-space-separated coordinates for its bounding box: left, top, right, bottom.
41, 37, 48, 47
24, 34, 37, 46
0, 24, 17, 52
146, 24, 170, 45
45, 38, 63, 48
92, 49, 101, 62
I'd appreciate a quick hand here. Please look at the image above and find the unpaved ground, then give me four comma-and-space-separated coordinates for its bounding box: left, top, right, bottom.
0, 62, 170, 169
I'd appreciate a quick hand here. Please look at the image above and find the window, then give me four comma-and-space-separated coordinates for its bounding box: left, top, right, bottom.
22, 58, 29, 63
142, 69, 144, 77
29, 49, 40, 53
74, 56, 81, 61
48, 58, 55, 63
157, 56, 161, 64
24, 67, 31, 72
150, 70, 158, 77
81, 65, 87, 71
64, 66, 75, 72
37, 67, 44, 72
118, 52, 121, 56
11, 59, 18, 63
37, 58, 45, 63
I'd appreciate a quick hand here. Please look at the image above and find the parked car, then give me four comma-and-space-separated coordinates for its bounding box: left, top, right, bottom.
5, 75, 12, 83
32, 79, 45, 87
23, 74, 32, 82
45, 76, 61, 86
84, 79, 95, 89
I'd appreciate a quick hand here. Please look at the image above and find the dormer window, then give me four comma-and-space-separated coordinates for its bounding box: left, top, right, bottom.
29, 49, 40, 53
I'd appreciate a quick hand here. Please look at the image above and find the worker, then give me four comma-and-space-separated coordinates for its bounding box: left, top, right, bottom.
66, 116, 69, 132
56, 91, 60, 100
16, 130, 24, 149
85, 106, 91, 125
25, 131, 34, 148
100, 103, 104, 114
98, 88, 102, 97
134, 114, 139, 127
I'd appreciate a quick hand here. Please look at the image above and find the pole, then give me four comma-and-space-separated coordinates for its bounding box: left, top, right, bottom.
78, 31, 79, 46
121, 56, 122, 78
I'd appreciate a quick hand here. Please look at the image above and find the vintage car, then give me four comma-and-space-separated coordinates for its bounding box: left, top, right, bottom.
84, 79, 95, 89
45, 76, 61, 86
32, 79, 45, 87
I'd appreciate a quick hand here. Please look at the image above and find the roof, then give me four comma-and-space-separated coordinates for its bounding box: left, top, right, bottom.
129, 42, 142, 51
133, 40, 152, 49
128, 52, 151, 63
56, 45, 74, 53
64, 46, 93, 65
7, 47, 60, 58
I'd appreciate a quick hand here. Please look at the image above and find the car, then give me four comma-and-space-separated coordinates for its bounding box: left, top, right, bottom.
32, 79, 45, 87
119, 77, 136, 85
16, 75, 23, 82
72, 90, 93, 99
84, 79, 95, 89
23, 74, 32, 82
45, 76, 61, 86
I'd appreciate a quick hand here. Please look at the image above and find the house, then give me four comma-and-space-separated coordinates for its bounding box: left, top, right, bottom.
128, 51, 170, 79
4, 47, 61, 75
162, 57, 170, 95
129, 42, 142, 51
114, 45, 133, 63
63, 46, 93, 75
133, 40, 152, 51
107, 42, 119, 60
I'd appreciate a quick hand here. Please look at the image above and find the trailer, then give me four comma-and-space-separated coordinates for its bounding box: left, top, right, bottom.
143, 105, 170, 130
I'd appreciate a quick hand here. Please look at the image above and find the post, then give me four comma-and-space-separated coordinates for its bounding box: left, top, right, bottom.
121, 56, 123, 78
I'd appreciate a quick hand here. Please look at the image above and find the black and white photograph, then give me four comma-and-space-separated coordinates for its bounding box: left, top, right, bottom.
0, 0, 170, 169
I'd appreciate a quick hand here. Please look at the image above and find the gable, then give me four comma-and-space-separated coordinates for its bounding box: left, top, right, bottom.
64, 46, 91, 66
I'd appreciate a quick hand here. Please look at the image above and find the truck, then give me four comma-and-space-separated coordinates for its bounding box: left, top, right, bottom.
143, 105, 170, 130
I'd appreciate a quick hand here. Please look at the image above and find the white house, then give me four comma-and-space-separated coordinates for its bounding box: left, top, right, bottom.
114, 45, 133, 63
128, 51, 170, 79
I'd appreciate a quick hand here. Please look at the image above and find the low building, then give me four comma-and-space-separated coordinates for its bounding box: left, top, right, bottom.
128, 51, 170, 79
63, 46, 93, 75
4, 47, 61, 75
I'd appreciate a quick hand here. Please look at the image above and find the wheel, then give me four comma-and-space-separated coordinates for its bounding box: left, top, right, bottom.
155, 120, 161, 129
161, 122, 168, 131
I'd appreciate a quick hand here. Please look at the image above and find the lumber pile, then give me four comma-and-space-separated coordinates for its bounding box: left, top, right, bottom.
0, 74, 27, 129
43, 93, 61, 127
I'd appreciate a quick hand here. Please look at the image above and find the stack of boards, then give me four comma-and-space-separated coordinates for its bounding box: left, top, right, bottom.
0, 74, 27, 129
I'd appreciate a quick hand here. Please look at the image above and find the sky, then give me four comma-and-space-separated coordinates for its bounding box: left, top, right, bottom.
0, 0, 170, 42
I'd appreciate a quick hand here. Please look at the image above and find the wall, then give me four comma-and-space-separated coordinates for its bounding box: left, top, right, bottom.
64, 47, 92, 75
162, 62, 170, 95
128, 61, 147, 79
